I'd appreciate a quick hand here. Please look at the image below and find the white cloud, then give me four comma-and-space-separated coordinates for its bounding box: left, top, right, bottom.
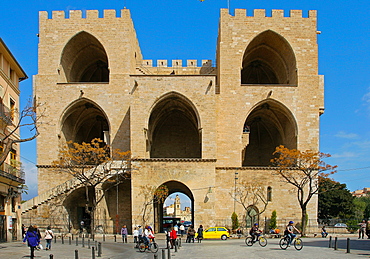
362, 88, 370, 111
331, 151, 357, 158
335, 131, 359, 139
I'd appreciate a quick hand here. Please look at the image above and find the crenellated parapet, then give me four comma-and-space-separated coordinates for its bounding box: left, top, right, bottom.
136, 59, 215, 75
39, 8, 131, 20
222, 8, 317, 19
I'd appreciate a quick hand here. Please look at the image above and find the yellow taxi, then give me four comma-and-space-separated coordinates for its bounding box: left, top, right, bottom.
196, 227, 230, 240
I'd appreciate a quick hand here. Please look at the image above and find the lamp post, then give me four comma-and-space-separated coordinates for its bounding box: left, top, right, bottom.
234, 172, 238, 212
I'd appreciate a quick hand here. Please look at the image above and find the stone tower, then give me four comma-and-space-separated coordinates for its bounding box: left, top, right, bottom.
22, 8, 324, 234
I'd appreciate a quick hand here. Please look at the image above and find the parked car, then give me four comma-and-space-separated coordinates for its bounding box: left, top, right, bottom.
196, 227, 230, 240
334, 223, 348, 228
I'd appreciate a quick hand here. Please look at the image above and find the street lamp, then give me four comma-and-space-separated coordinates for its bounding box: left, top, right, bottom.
234, 172, 238, 212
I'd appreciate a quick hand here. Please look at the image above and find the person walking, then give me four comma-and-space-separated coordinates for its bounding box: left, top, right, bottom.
23, 225, 40, 259
121, 225, 128, 243
133, 227, 139, 244
44, 226, 53, 250
359, 220, 366, 239
197, 225, 204, 243
179, 224, 185, 237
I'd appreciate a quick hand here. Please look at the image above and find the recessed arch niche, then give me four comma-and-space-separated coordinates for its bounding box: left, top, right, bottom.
61, 31, 109, 83
148, 92, 201, 158
242, 99, 297, 166
241, 30, 297, 85
61, 99, 110, 145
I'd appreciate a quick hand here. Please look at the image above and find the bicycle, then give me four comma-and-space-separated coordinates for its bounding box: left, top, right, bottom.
279, 234, 303, 250
245, 235, 268, 247
138, 237, 159, 253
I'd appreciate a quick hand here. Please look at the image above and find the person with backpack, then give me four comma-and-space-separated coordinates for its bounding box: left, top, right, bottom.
23, 225, 40, 259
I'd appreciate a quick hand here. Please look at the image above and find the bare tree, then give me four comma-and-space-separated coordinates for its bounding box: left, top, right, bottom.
0, 98, 44, 165
271, 145, 337, 235
52, 138, 131, 234
231, 180, 269, 227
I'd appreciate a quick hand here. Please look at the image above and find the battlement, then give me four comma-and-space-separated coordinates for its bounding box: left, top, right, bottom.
39, 8, 131, 20
222, 8, 317, 19
140, 59, 213, 68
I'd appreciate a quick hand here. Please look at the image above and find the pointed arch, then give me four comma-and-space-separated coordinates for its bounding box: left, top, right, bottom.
60, 98, 110, 145
148, 92, 201, 158
242, 99, 297, 166
241, 30, 297, 85
60, 31, 109, 83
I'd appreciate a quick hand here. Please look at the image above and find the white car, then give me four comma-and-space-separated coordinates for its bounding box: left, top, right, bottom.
334, 223, 348, 228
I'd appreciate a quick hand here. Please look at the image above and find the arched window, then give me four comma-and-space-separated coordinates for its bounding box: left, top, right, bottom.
246, 206, 259, 228
267, 186, 272, 202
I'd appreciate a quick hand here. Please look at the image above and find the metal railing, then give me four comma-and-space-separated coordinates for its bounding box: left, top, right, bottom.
0, 162, 25, 184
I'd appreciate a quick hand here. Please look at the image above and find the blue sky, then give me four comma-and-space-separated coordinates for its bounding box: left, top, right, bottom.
1, 0, 369, 200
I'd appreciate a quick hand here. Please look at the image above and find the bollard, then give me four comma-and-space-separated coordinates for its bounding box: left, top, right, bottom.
92, 234, 95, 241
167, 247, 171, 259
154, 254, 158, 259
62, 235, 64, 244
69, 236, 72, 245
179, 238, 181, 248
92, 247, 95, 259
175, 242, 178, 252
346, 238, 350, 253
75, 249, 79, 259
54, 236, 56, 243
334, 237, 338, 250
328, 236, 332, 248
72, 234, 74, 240
95, 240, 98, 250
82, 236, 85, 247
114, 235, 116, 242
162, 249, 166, 259
49, 255, 54, 259
88, 239, 90, 249
98, 242, 102, 257
103, 234, 105, 242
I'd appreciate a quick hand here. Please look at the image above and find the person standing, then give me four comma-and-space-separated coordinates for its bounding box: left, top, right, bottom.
133, 227, 139, 244
44, 226, 53, 250
23, 225, 40, 259
187, 225, 195, 243
359, 220, 366, 239
121, 225, 128, 243
179, 224, 185, 237
366, 220, 370, 239
170, 227, 177, 249
197, 225, 204, 243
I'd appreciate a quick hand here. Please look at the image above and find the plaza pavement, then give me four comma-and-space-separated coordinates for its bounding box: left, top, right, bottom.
1, 234, 369, 259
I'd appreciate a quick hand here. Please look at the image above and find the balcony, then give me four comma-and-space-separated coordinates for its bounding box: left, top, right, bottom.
0, 162, 25, 184
0, 103, 12, 126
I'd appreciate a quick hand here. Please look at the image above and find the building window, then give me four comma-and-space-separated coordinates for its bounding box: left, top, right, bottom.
10, 98, 15, 121
267, 186, 272, 202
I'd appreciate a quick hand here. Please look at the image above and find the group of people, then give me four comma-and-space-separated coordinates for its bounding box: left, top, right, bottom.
23, 225, 54, 259
358, 219, 370, 239
129, 225, 156, 249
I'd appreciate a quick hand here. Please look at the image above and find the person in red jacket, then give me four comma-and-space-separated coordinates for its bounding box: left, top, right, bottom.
170, 226, 177, 249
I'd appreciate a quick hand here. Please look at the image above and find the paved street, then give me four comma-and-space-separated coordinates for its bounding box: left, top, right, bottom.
1, 235, 369, 258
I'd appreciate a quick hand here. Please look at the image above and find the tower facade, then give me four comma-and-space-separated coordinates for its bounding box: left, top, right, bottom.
22, 8, 324, 234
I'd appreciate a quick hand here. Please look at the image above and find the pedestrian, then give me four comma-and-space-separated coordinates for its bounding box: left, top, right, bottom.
170, 226, 177, 249
359, 220, 366, 239
366, 220, 370, 239
197, 225, 204, 243
133, 227, 139, 244
121, 225, 128, 243
80, 220, 84, 233
21, 224, 26, 238
174, 224, 179, 234
179, 224, 185, 237
166, 227, 172, 248
187, 225, 195, 243
236, 228, 242, 239
321, 226, 328, 238
33, 225, 42, 250
23, 225, 40, 259
44, 226, 53, 250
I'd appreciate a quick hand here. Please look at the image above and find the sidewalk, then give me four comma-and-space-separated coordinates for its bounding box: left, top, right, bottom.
1, 235, 369, 258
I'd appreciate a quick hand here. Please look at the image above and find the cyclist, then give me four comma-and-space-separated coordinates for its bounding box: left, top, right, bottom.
249, 223, 262, 242
285, 221, 301, 245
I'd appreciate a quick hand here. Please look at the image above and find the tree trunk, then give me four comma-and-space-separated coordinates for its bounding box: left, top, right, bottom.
301, 207, 308, 236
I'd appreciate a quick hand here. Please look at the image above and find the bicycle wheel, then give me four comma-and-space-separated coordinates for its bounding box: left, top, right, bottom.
259, 236, 267, 247
138, 242, 146, 252
279, 237, 288, 250
150, 242, 159, 253
245, 237, 254, 246
294, 238, 303, 250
